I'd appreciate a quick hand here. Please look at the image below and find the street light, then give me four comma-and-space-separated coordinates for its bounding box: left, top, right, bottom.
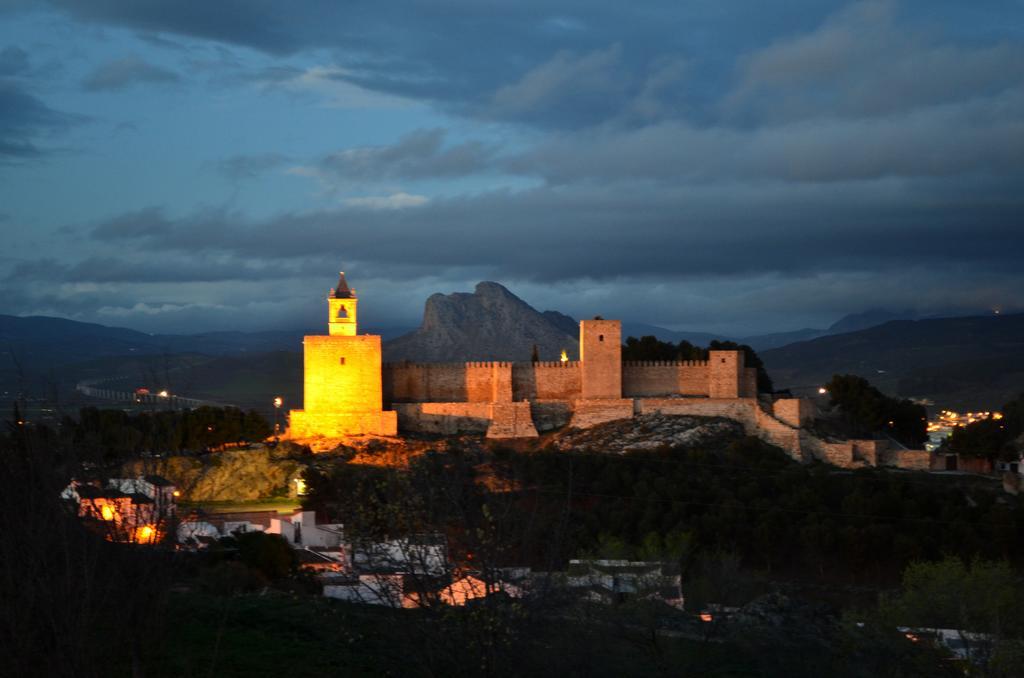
273, 396, 283, 442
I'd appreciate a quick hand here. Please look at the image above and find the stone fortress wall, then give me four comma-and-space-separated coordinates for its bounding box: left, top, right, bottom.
383, 360, 759, 405
292, 273, 931, 471
379, 319, 928, 470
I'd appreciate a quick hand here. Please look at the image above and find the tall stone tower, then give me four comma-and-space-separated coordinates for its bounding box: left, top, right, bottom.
708, 349, 744, 399
580, 319, 622, 398
571, 317, 633, 428
328, 272, 358, 336
288, 271, 398, 438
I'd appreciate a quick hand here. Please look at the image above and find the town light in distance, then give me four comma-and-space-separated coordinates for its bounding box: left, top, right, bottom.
560, 349, 569, 363
274, 396, 284, 408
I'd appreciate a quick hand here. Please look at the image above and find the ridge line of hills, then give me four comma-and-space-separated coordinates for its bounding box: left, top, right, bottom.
2, 282, 1020, 412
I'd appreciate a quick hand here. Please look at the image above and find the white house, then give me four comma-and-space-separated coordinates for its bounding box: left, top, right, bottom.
266, 510, 345, 549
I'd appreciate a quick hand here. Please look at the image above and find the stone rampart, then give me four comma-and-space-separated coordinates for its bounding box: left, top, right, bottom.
390, 401, 537, 438
798, 433, 850, 467
753, 407, 804, 461
622, 361, 710, 397
513, 361, 581, 400
772, 398, 813, 428
635, 397, 759, 428
391, 402, 492, 434
889, 449, 933, 471
530, 399, 574, 431
486, 402, 539, 439
569, 399, 635, 429
742, 368, 758, 398
852, 439, 884, 466
633, 397, 806, 460
384, 362, 513, 403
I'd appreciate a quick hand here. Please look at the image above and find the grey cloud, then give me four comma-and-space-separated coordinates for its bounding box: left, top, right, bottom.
234, 64, 303, 86
29, 1, 790, 126
306, 128, 497, 184
725, 1, 1024, 122
83, 54, 180, 91
83, 178, 1024, 287
31, 1, 1024, 131
4, 254, 308, 285
0, 46, 29, 76
217, 152, 290, 181
90, 206, 174, 239
0, 80, 79, 159
506, 89, 1024, 184
489, 44, 629, 126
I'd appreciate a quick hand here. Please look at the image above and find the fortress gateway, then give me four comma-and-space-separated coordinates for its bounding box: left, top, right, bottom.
289, 272, 931, 470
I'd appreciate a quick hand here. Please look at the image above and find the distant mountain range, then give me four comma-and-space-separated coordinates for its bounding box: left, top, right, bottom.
2, 291, 1019, 413
623, 309, 916, 350
0, 314, 412, 370
761, 313, 1024, 411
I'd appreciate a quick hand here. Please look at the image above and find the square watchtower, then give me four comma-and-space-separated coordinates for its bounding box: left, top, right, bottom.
580, 318, 622, 399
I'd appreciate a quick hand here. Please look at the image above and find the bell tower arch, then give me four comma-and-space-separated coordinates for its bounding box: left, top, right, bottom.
328, 271, 358, 336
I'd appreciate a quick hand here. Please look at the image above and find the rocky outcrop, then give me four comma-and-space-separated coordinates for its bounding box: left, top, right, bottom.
121, 446, 307, 502
384, 282, 578, 362
553, 413, 746, 453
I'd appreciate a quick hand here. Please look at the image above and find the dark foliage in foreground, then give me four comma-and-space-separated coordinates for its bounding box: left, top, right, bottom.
0, 422, 174, 677
21, 405, 272, 461
825, 374, 928, 448
307, 435, 1024, 586
4, 408, 1022, 676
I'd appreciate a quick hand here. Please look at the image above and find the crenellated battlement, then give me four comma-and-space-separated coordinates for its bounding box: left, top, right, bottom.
531, 360, 581, 368
623, 360, 709, 368
384, 361, 515, 369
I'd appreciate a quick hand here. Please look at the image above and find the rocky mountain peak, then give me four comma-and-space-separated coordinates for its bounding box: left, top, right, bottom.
385, 282, 579, 362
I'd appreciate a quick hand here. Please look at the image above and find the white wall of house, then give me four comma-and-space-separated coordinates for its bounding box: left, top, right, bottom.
267, 511, 345, 548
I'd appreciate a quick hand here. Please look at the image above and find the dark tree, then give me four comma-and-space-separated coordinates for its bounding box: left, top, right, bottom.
825, 375, 927, 448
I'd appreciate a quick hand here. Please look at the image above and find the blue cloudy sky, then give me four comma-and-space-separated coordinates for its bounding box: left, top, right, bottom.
1, 0, 1022, 335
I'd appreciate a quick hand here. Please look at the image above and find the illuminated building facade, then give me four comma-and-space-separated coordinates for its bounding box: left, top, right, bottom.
288, 272, 399, 438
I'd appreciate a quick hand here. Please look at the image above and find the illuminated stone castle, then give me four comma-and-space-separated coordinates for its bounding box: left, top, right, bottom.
288, 273, 398, 437
288, 274, 937, 471
290, 271, 759, 441
288, 272, 931, 471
